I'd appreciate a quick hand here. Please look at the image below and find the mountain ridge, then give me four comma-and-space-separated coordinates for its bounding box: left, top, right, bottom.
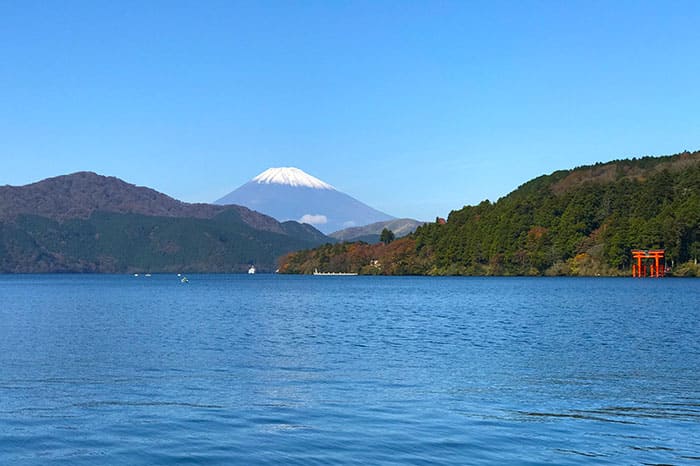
0, 172, 332, 273
330, 218, 426, 243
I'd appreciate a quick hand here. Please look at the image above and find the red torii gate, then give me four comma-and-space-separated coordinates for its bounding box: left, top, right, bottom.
631, 249, 665, 278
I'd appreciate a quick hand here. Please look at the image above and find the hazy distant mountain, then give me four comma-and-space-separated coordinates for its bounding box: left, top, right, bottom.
330, 218, 426, 243
215, 167, 394, 234
0, 172, 331, 273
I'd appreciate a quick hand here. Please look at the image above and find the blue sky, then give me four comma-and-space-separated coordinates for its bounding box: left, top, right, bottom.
1, 1, 698, 220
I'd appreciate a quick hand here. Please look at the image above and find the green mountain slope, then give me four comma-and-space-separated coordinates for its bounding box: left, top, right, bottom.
0, 172, 332, 273
279, 150, 700, 276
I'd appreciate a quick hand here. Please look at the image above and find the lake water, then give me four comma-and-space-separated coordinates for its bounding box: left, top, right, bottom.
1, 275, 699, 465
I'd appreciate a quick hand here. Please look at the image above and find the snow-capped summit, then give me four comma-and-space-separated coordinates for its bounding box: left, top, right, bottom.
215, 167, 394, 234
252, 167, 335, 190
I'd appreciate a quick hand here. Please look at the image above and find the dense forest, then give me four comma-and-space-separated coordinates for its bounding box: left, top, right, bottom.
279, 150, 700, 277
0, 172, 330, 273
0, 210, 330, 273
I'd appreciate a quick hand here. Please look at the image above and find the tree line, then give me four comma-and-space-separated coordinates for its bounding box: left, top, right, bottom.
279, 151, 700, 276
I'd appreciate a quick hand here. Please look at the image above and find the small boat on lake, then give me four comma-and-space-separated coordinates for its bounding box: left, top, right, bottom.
248, 265, 256, 274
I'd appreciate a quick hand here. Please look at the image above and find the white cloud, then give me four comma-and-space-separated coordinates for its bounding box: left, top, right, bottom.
342, 220, 357, 228
299, 214, 328, 225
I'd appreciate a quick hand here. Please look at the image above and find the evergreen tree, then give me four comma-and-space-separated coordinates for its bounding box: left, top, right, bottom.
380, 228, 395, 244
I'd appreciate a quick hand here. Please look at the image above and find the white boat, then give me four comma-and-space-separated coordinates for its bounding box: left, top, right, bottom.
313, 268, 358, 276
248, 265, 256, 274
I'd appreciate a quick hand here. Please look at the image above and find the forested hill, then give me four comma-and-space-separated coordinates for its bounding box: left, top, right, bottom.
279, 150, 700, 276
0, 172, 331, 273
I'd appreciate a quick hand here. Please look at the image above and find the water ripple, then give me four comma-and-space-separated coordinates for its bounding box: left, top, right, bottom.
0, 275, 698, 465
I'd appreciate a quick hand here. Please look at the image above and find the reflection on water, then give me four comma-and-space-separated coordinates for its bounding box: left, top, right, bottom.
0, 275, 698, 464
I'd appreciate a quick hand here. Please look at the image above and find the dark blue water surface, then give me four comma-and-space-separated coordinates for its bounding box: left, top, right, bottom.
1, 275, 699, 465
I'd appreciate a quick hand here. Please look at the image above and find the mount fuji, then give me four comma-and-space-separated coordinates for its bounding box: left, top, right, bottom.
215, 167, 394, 234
